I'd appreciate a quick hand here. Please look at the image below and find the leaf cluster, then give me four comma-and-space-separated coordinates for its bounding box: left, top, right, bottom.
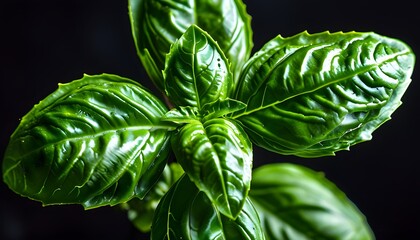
2, 0, 415, 239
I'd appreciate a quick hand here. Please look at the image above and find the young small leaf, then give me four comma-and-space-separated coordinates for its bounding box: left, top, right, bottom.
161, 106, 201, 125
151, 174, 265, 240
2, 74, 172, 209
250, 163, 375, 240
234, 31, 415, 157
128, 0, 253, 92
201, 98, 247, 122
164, 25, 233, 109
171, 118, 253, 219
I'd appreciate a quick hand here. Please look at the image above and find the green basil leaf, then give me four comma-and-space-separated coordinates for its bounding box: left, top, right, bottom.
201, 98, 247, 122
250, 163, 374, 240
151, 174, 265, 240
128, 0, 253, 92
120, 162, 184, 233
171, 118, 253, 219
161, 106, 201, 125
164, 25, 233, 109
234, 31, 415, 157
2, 74, 172, 209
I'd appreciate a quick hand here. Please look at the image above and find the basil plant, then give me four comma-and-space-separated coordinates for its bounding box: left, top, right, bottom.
2, 0, 415, 239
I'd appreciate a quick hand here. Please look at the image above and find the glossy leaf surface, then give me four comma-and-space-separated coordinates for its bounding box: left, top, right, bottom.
164, 25, 233, 108
129, 0, 253, 92
250, 163, 374, 240
234, 31, 415, 157
171, 118, 253, 219
151, 174, 265, 240
162, 106, 201, 125
201, 98, 246, 122
2, 74, 172, 208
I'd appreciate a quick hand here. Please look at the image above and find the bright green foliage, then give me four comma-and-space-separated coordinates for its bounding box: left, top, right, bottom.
128, 0, 252, 92
233, 31, 414, 157
151, 174, 265, 240
250, 163, 374, 239
2, 0, 416, 239
170, 118, 253, 219
2, 74, 172, 208
164, 25, 234, 108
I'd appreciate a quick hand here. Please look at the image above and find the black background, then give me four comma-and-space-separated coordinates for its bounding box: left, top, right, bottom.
1, 1, 419, 239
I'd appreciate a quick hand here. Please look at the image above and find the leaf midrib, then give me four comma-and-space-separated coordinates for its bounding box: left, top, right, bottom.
233, 50, 409, 119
